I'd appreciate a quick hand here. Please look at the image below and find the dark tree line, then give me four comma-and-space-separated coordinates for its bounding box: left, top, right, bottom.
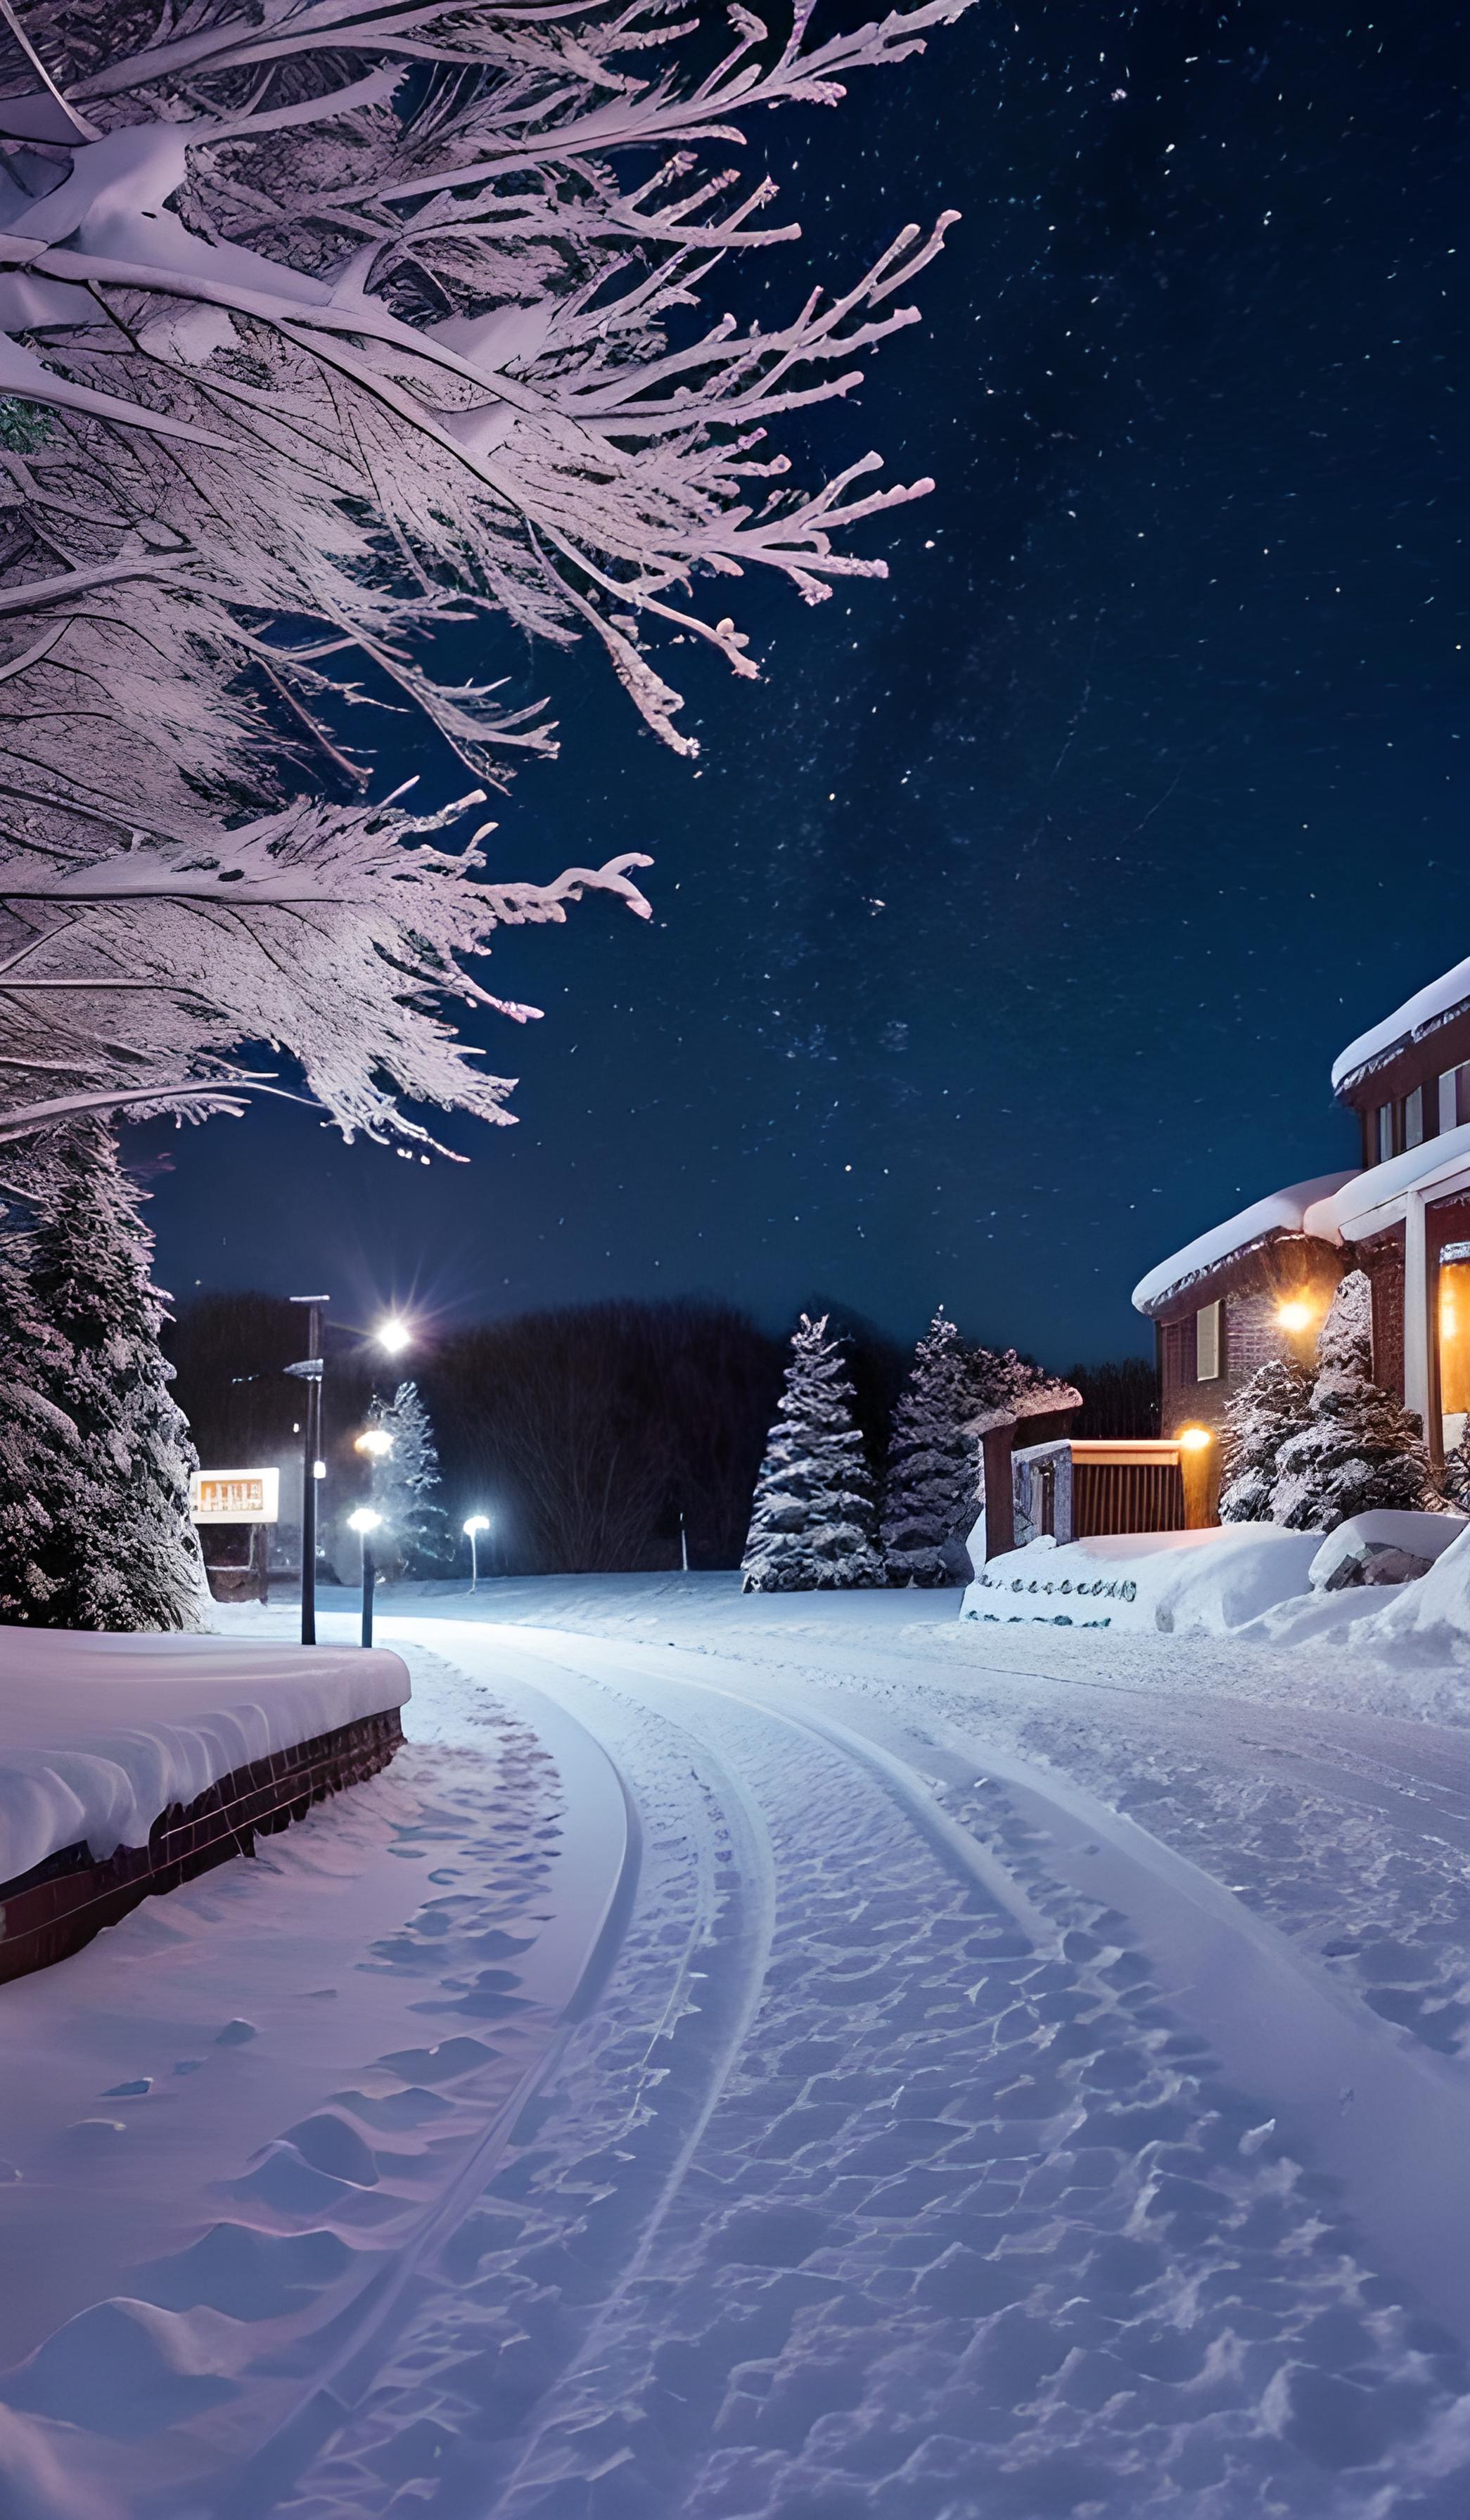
167, 1291, 1156, 1579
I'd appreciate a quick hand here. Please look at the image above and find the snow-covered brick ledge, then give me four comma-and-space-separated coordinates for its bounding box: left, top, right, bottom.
0, 1628, 410, 1889
961, 1527, 1322, 1635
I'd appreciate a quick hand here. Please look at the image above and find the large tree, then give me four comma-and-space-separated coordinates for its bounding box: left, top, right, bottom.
0, 1126, 205, 1625
365, 1376, 453, 1574
741, 1312, 882, 1591
0, 0, 971, 1152
880, 1305, 975, 1585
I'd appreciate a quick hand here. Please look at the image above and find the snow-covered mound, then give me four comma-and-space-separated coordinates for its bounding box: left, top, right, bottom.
1349, 1524, 1470, 1659
961, 1526, 1321, 1635
1308, 1510, 1469, 1592
0, 1628, 409, 1884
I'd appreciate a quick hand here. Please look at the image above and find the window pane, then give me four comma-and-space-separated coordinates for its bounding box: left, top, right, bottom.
1377, 1104, 1395, 1162
1458, 1065, 1470, 1129
1196, 1299, 1222, 1381
1405, 1086, 1424, 1150
1440, 1248, 1470, 1421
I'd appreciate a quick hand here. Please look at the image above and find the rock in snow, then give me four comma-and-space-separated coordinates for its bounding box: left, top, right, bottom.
1309, 1510, 1470, 1593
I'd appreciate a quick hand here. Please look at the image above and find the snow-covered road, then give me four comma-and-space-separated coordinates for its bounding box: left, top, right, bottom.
8, 1579, 1470, 2516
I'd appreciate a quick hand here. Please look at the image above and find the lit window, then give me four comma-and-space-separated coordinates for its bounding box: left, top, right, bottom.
1196, 1299, 1223, 1382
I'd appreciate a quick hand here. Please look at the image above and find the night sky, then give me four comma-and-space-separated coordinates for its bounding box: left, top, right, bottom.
141, 1, 1466, 1371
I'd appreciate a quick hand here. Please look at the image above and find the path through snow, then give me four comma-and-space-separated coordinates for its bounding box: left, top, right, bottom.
6, 1581, 1470, 2516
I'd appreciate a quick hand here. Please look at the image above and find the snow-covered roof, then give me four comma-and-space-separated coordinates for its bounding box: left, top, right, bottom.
1131, 1174, 1354, 1318
1333, 956, 1470, 1095
1310, 1119, 1470, 1241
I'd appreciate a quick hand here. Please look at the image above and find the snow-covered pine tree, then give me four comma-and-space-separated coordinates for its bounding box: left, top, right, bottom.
11, 1129, 206, 1627
881, 1307, 978, 1584
1271, 1271, 1431, 1532
742, 1316, 883, 1591
366, 1380, 453, 1575
0, 1209, 79, 1620
1218, 1355, 1315, 1522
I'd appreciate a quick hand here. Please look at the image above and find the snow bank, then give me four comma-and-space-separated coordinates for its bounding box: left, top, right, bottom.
1333, 952, 1470, 1092
1130, 1175, 1352, 1317
1347, 1525, 1470, 1660
961, 1526, 1321, 1635
0, 1628, 409, 1884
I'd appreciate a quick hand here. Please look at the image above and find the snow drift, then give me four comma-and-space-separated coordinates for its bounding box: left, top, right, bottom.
961, 1526, 1322, 1635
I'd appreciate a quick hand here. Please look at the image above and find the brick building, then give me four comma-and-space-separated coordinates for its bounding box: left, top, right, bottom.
1132, 953, 1470, 1470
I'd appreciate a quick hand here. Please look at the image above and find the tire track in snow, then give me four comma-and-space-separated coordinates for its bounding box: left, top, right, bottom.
573, 1631, 1470, 2353
279, 1631, 778, 2518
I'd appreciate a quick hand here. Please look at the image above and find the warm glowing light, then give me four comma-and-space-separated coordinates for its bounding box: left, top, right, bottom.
376, 1316, 412, 1355
347, 1507, 383, 1535
464, 1514, 490, 1536
354, 1427, 393, 1459
1178, 1425, 1213, 1451
1277, 1299, 1315, 1335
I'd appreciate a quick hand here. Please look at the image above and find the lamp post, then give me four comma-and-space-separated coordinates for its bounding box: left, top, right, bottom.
463, 1514, 490, 1591
286, 1294, 329, 1646
347, 1507, 383, 1647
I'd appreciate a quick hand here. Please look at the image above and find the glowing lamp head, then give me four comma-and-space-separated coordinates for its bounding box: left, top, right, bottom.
354, 1427, 393, 1460
1178, 1425, 1213, 1453
347, 1507, 383, 1536
376, 1316, 412, 1356
1277, 1299, 1315, 1335
463, 1514, 490, 1537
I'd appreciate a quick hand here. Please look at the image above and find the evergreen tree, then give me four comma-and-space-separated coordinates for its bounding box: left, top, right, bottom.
368, 1380, 454, 1574
881, 1308, 979, 1585
1218, 1355, 1315, 1523
741, 1316, 883, 1592
11, 1129, 205, 1628
0, 1222, 79, 1620
1272, 1271, 1431, 1532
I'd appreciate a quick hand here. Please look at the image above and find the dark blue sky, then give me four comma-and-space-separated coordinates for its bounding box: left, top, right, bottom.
142, 0, 1467, 1371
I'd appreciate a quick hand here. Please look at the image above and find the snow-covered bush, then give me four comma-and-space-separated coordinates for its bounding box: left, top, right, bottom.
881, 1307, 977, 1584
0, 0, 970, 1154
366, 1380, 452, 1576
1441, 1435, 1470, 1513
742, 1315, 883, 1591
0, 1128, 205, 1627
1219, 1354, 1315, 1523
1271, 1272, 1431, 1534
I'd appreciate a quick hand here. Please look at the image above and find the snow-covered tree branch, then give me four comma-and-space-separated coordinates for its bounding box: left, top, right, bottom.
0, 0, 969, 1144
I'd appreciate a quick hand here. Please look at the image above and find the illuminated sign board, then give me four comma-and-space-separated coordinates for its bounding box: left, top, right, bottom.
189, 1468, 281, 1526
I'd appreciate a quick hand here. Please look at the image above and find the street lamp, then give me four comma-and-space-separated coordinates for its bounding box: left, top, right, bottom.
376, 1316, 412, 1357
286, 1294, 330, 1646
354, 1427, 393, 1460
347, 1506, 383, 1648
463, 1513, 490, 1591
